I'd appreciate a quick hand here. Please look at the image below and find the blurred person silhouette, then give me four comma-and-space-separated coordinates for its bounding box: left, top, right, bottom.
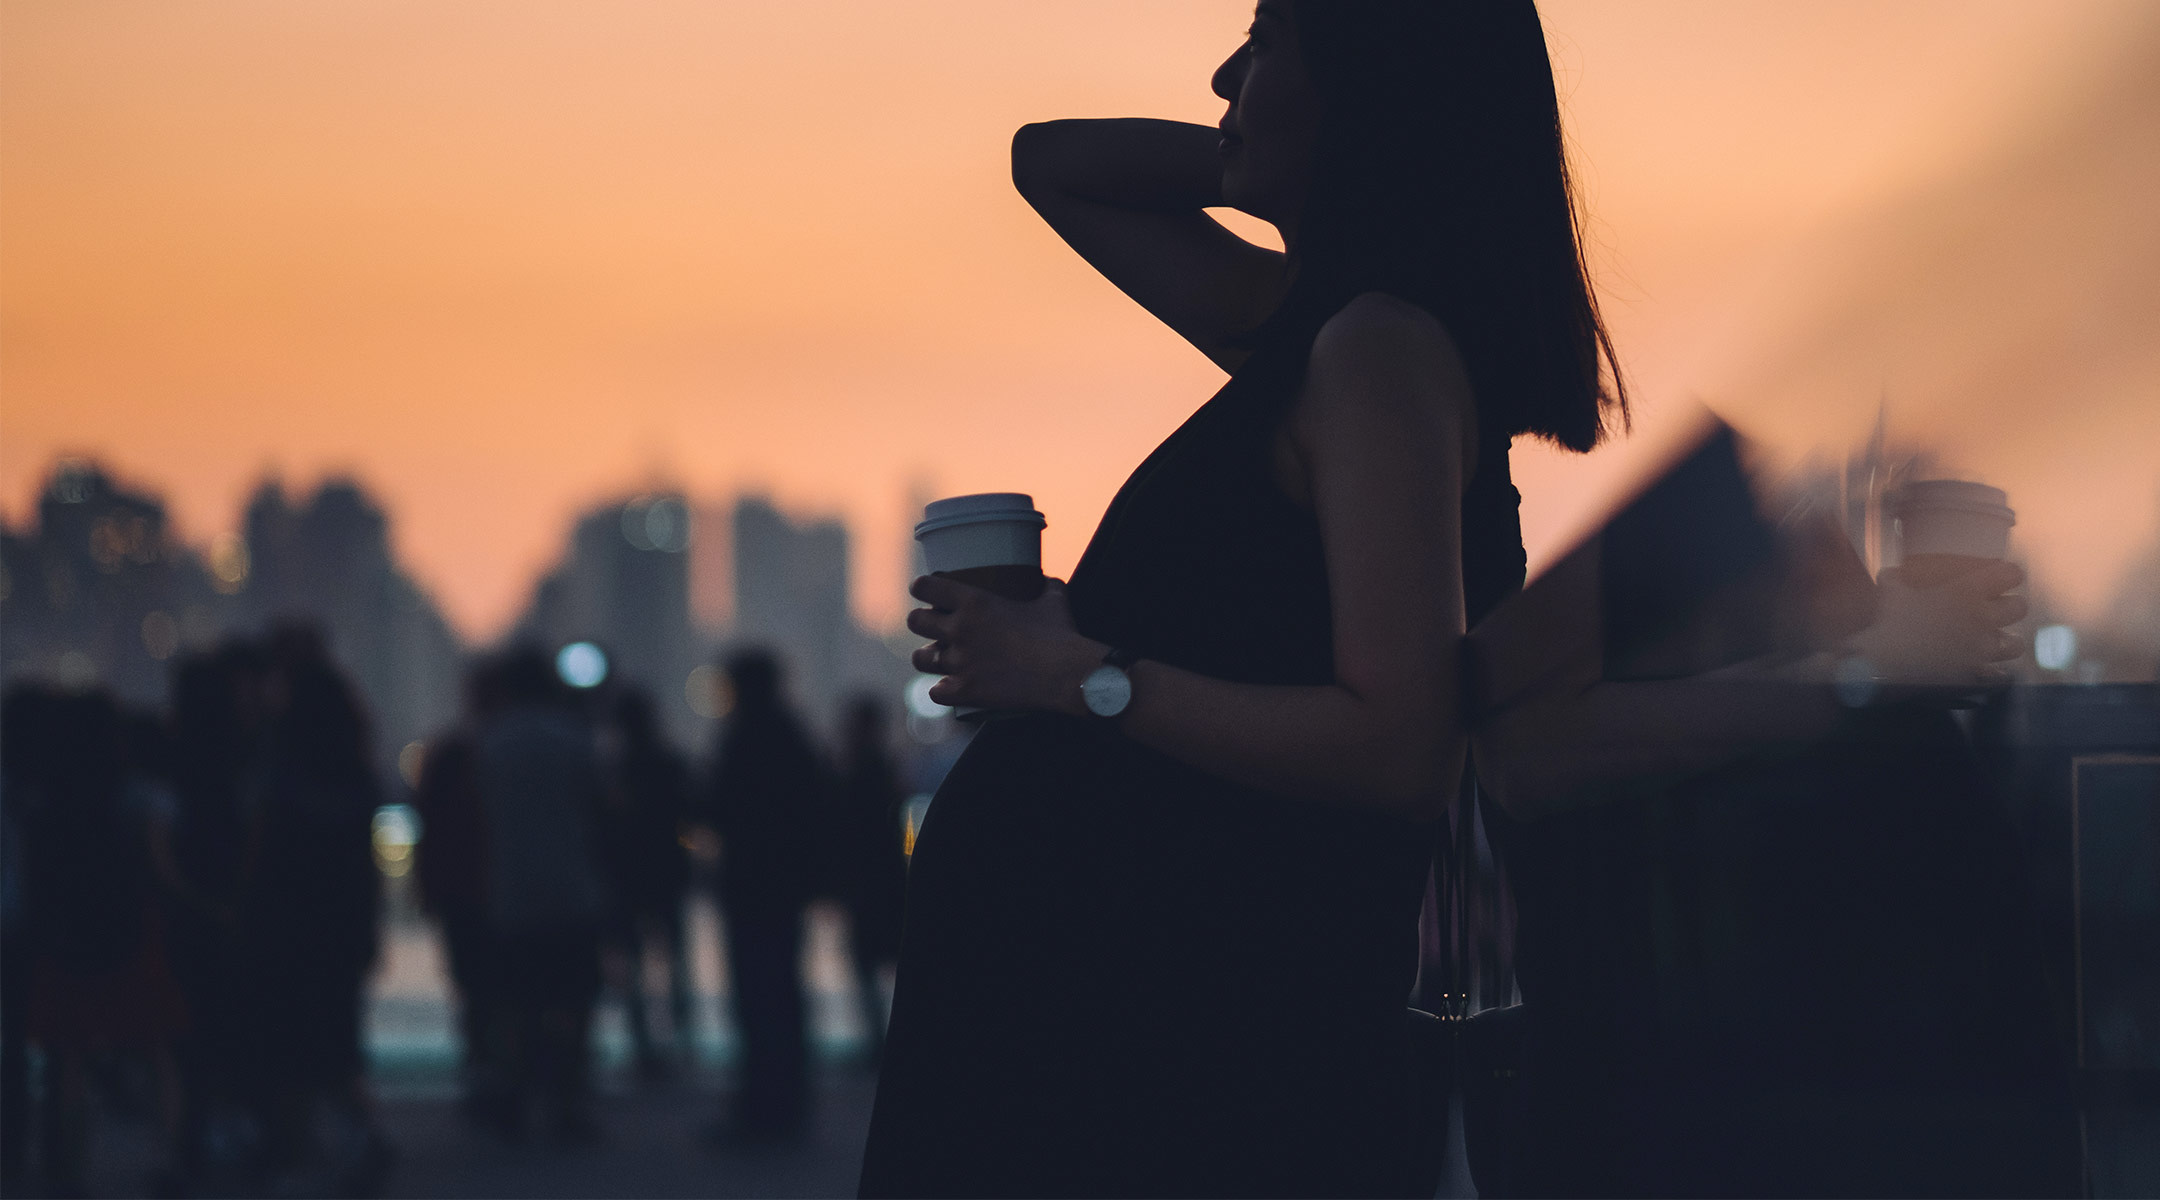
12, 685, 189, 1195
243, 626, 391, 1188
474, 644, 609, 1143
121, 704, 189, 1149
414, 656, 506, 1120
0, 690, 28, 1194
599, 687, 696, 1078
862, 1, 1623, 1192
704, 648, 825, 1143
832, 695, 907, 1067
163, 640, 272, 1182
1465, 436, 2068, 1197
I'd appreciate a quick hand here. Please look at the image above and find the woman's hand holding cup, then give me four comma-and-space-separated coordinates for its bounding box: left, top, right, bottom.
1844, 478, 2027, 687
910, 492, 1103, 718
1847, 559, 2028, 686
907, 574, 1101, 715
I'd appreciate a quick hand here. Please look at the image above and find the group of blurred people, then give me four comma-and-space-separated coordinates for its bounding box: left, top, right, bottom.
411, 644, 909, 1149
1, 633, 914, 1195
1, 626, 388, 1198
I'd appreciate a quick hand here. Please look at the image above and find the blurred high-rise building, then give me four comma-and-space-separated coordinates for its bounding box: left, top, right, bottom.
728, 495, 909, 738
0, 460, 225, 706
232, 476, 464, 775
514, 492, 700, 741
0, 460, 465, 779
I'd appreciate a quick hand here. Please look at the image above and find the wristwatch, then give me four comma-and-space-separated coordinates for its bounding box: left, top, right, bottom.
1081, 647, 1140, 719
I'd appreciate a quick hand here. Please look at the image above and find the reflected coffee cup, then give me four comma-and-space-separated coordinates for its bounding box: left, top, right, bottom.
914, 493, 1048, 602
1891, 480, 2015, 587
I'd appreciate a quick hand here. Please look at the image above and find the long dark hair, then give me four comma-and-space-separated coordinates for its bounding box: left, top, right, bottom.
1275, 0, 1625, 452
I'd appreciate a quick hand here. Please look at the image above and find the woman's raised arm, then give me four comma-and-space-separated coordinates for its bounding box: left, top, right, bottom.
1012, 118, 1287, 372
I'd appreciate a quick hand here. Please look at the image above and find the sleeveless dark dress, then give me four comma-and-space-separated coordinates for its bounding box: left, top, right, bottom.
859, 304, 1525, 1198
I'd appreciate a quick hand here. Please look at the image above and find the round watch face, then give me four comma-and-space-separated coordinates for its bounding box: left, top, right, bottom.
1082, 664, 1132, 717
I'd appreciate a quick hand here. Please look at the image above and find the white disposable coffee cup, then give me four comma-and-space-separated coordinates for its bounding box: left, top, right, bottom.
913, 493, 1046, 582
913, 493, 1046, 720
1892, 480, 2015, 562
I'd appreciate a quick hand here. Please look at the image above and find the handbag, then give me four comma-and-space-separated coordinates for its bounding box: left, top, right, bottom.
1402, 1000, 1525, 1198
1439, 779, 1529, 1198
1403, 776, 1529, 1198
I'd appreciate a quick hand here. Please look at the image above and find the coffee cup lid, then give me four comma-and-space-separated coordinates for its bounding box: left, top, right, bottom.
915, 493, 1046, 539
1891, 480, 2015, 524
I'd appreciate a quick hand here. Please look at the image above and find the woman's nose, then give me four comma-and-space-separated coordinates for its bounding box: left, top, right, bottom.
1211, 43, 1247, 103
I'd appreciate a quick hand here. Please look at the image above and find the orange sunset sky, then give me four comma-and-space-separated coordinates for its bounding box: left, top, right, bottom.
5, 0, 2157, 638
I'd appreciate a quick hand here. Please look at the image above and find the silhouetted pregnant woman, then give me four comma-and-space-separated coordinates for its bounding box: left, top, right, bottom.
860, 3, 1624, 1195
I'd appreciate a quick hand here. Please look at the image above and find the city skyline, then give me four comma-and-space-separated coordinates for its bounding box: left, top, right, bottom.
5, 452, 920, 632
0, 454, 924, 749
6, 1, 2157, 637
9, 447, 2156, 679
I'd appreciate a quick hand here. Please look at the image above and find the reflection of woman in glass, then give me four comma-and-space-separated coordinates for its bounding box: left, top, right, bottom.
1467, 485, 2054, 1196
862, 2, 1622, 1194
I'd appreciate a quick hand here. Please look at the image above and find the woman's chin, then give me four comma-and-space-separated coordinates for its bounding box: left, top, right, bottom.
1219, 178, 1264, 220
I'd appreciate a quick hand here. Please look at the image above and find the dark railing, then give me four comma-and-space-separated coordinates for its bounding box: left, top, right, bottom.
1431, 683, 2158, 1197
1983, 684, 2159, 1198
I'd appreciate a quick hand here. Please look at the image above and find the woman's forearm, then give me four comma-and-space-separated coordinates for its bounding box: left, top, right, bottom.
1477, 672, 1845, 821
1048, 638, 1464, 823
1011, 118, 1225, 212
1007, 117, 1282, 367
1470, 536, 1850, 820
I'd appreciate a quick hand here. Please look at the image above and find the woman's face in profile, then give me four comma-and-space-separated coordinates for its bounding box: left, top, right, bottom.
1212, 1, 1319, 231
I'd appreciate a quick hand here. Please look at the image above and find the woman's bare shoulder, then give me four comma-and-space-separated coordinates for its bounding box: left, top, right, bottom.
1310, 293, 1467, 379
1300, 292, 1476, 438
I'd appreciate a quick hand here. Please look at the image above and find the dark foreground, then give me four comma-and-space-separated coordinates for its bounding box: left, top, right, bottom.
65, 1065, 877, 1200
